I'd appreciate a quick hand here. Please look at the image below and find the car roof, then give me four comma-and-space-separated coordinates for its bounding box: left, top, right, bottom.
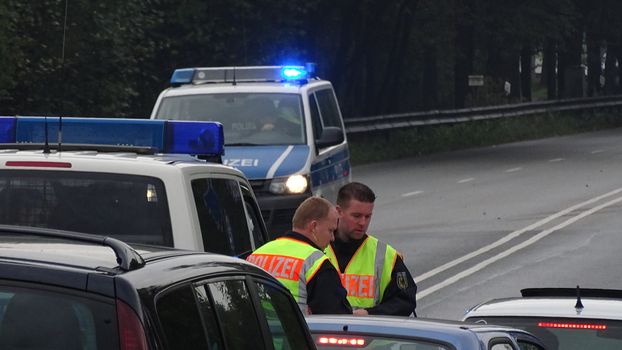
0, 149, 244, 176
0, 226, 273, 296
305, 315, 533, 348
465, 295, 622, 321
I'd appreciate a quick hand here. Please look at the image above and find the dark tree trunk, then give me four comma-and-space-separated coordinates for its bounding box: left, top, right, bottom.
604, 42, 618, 94
454, 13, 474, 108
329, 0, 361, 117
558, 30, 583, 98
520, 46, 532, 101
377, 0, 416, 114
542, 40, 557, 99
508, 52, 521, 100
421, 44, 439, 109
586, 32, 603, 96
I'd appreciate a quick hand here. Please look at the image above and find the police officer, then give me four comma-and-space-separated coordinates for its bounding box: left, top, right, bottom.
326, 182, 417, 316
247, 196, 352, 315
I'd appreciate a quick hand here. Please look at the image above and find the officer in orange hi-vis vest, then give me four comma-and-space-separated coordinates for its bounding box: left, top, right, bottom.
247, 196, 352, 315
326, 182, 417, 316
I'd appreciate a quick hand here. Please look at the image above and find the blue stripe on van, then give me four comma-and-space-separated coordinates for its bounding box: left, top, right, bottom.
273, 146, 310, 177
310, 148, 350, 188
223, 145, 309, 180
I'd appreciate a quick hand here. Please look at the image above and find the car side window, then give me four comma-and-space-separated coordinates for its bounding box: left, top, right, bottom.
253, 281, 312, 350
315, 89, 342, 128
191, 178, 252, 256
240, 183, 267, 251
0, 286, 118, 350
194, 284, 226, 350
156, 285, 210, 349
308, 93, 322, 141
206, 279, 266, 350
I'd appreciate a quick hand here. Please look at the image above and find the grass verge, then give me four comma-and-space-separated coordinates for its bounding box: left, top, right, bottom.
348, 109, 622, 165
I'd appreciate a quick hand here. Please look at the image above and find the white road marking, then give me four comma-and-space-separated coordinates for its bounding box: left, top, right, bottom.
416, 188, 622, 300
505, 167, 523, 173
457, 178, 474, 184
549, 158, 564, 162
591, 149, 604, 154
402, 190, 424, 197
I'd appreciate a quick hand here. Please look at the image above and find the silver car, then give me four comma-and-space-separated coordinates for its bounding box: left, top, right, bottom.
306, 314, 547, 350
463, 287, 622, 350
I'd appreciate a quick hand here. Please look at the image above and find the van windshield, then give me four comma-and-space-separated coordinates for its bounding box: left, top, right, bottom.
156, 93, 306, 146
0, 170, 173, 246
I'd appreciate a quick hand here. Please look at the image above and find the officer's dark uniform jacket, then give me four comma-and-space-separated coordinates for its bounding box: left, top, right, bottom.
247, 231, 352, 315
327, 234, 417, 316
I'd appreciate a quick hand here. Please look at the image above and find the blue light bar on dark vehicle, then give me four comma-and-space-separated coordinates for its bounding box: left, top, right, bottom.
0, 117, 224, 157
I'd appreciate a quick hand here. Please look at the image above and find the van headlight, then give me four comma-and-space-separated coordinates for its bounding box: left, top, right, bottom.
269, 175, 309, 194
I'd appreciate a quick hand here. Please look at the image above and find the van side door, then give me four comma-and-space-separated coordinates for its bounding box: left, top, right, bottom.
307, 87, 351, 202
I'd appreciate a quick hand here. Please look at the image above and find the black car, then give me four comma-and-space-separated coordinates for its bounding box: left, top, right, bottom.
0, 225, 314, 350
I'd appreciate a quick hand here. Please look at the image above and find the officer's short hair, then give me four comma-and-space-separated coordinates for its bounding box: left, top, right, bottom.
337, 182, 376, 207
292, 196, 333, 229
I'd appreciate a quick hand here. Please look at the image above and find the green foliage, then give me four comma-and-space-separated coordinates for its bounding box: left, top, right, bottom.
3, 0, 164, 116
348, 109, 622, 165
0, 0, 620, 120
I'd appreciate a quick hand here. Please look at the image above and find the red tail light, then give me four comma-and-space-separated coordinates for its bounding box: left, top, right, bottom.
538, 322, 607, 330
317, 336, 366, 347
5, 161, 72, 168
117, 300, 148, 350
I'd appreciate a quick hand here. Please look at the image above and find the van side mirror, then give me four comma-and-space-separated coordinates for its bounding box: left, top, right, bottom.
315, 126, 344, 149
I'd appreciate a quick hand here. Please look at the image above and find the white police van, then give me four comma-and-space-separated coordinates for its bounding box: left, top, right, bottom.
151, 65, 351, 237
0, 116, 268, 258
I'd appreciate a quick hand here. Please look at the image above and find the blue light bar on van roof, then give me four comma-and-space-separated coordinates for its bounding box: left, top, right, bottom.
0, 117, 224, 156
170, 68, 196, 85
171, 64, 316, 85
281, 66, 307, 80
0, 117, 16, 143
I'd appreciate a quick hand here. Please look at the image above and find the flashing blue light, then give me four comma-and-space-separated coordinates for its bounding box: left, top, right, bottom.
0, 117, 224, 157
170, 68, 195, 85
281, 66, 307, 80
165, 120, 224, 155
0, 117, 17, 143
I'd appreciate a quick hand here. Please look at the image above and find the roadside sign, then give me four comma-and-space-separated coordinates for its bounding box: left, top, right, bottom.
468, 75, 484, 87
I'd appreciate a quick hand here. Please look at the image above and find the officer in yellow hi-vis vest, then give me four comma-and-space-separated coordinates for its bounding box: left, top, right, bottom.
326, 182, 417, 316
247, 196, 352, 315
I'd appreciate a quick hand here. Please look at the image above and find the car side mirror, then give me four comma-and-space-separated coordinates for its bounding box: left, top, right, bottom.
316, 126, 344, 149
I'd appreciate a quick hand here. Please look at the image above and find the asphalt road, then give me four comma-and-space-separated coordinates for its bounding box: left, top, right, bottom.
352, 127, 622, 320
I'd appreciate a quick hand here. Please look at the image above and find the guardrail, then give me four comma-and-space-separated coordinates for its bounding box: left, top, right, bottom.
344, 94, 622, 134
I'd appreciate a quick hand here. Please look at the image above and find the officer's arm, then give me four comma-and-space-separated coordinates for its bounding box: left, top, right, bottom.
306, 261, 353, 315
366, 256, 417, 316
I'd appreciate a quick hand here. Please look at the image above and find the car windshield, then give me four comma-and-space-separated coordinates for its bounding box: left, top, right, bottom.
470, 317, 622, 350
0, 170, 173, 246
311, 333, 451, 350
155, 93, 306, 146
